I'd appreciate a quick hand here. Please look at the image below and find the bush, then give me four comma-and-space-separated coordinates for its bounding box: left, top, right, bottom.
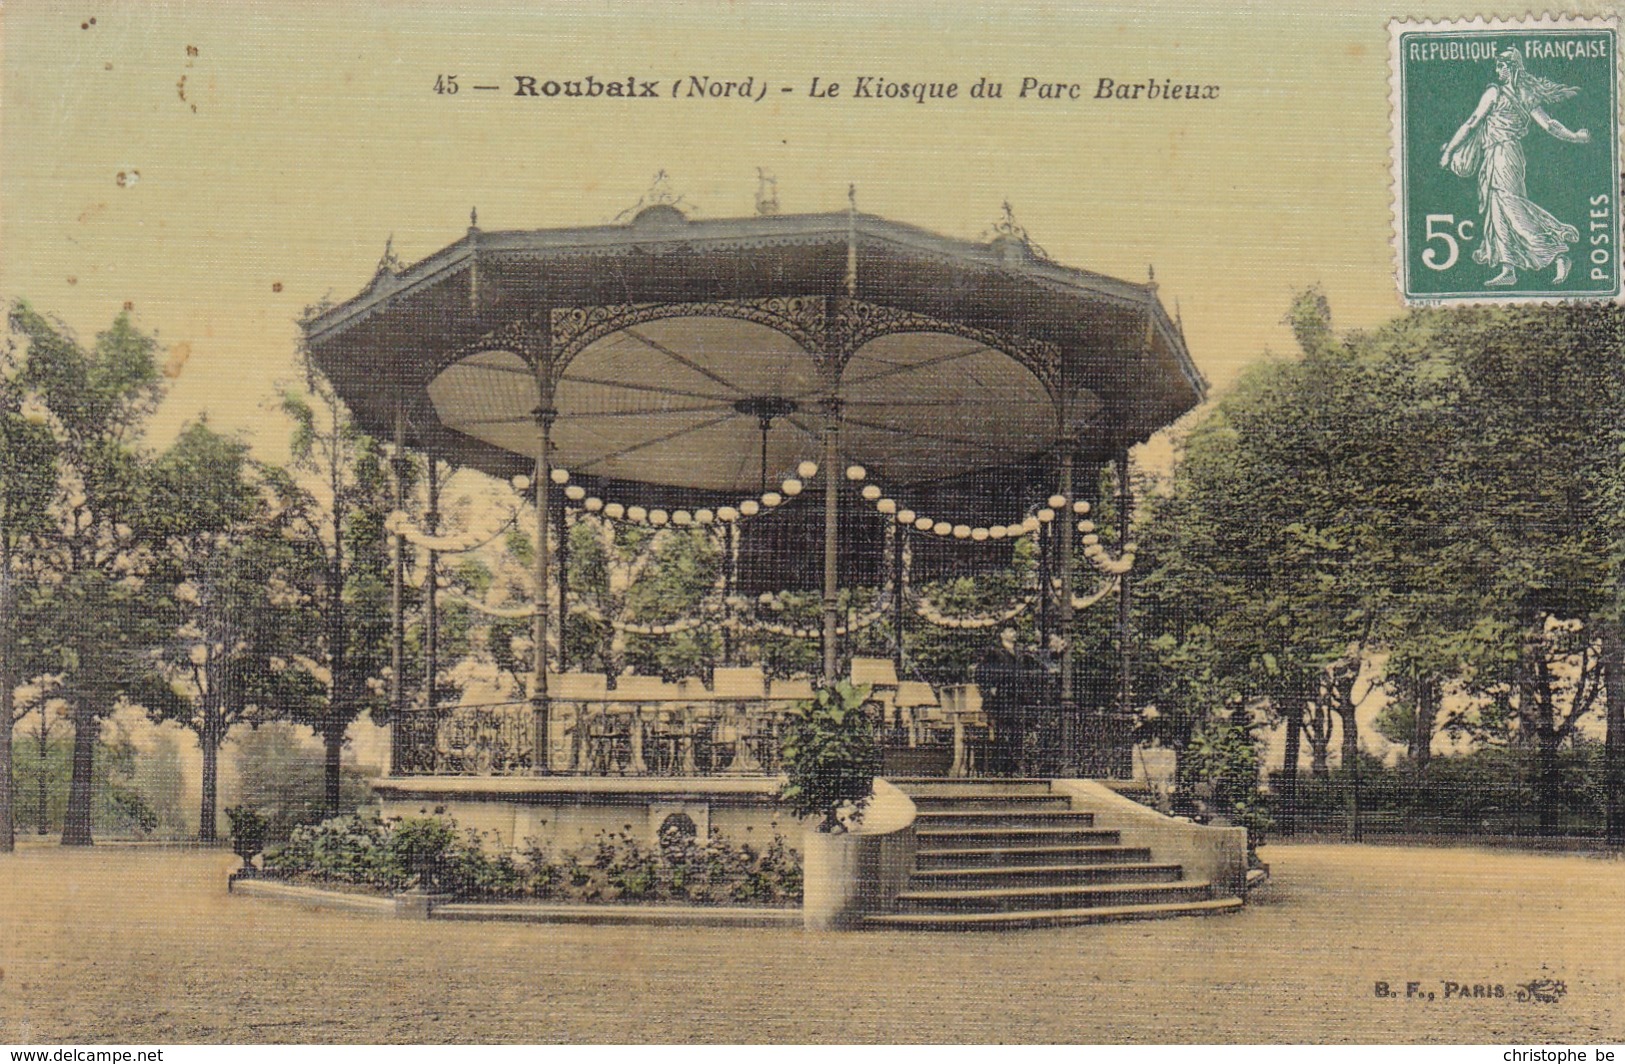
519, 822, 802, 906
11, 732, 163, 838
263, 813, 525, 895
778, 680, 881, 832
228, 723, 373, 841
1269, 742, 1611, 838
263, 813, 802, 905
1183, 713, 1273, 846
225, 805, 268, 861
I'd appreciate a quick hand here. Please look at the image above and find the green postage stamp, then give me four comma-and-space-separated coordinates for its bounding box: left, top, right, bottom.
1390, 16, 1622, 303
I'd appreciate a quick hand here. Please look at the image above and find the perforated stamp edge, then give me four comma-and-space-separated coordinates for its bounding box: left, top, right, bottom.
1387, 13, 1624, 306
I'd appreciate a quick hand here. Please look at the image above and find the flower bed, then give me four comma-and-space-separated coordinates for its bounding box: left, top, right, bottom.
262, 814, 802, 907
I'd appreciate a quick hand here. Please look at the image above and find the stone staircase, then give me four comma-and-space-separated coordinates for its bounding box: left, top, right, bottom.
865, 779, 1245, 930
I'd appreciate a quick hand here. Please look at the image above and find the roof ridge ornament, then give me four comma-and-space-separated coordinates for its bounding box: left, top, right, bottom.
755, 168, 779, 216
616, 169, 695, 224
371, 234, 406, 287
845, 183, 858, 297
984, 201, 1050, 263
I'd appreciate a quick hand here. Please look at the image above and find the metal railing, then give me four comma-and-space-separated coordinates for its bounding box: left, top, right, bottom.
393, 698, 801, 777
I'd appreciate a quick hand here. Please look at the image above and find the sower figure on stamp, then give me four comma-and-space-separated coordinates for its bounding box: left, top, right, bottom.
976, 627, 1025, 776
1439, 48, 1590, 287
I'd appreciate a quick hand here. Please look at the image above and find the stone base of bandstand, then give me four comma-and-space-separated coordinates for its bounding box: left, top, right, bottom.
372, 775, 798, 852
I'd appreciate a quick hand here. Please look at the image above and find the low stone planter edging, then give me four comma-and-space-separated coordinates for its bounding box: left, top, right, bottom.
433, 902, 801, 928
230, 876, 801, 927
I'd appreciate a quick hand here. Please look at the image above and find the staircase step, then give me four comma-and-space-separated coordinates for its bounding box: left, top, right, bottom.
863, 896, 1245, 931
895, 880, 1214, 913
914, 844, 1153, 868
908, 794, 1075, 811
893, 779, 1056, 798
914, 825, 1119, 848
908, 861, 1184, 889
914, 809, 1094, 829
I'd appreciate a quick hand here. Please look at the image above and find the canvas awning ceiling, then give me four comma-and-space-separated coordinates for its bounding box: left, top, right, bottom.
303, 206, 1207, 516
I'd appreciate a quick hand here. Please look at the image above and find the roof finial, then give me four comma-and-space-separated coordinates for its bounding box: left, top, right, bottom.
755, 168, 780, 216
845, 184, 858, 297
982, 201, 1049, 262
373, 234, 404, 281
615, 170, 693, 222
1147, 264, 1157, 287
469, 206, 479, 230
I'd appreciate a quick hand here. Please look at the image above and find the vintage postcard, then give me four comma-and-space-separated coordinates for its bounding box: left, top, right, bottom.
1, 0, 1622, 1050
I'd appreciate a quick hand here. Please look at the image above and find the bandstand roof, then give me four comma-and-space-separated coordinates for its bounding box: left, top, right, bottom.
303, 204, 1206, 513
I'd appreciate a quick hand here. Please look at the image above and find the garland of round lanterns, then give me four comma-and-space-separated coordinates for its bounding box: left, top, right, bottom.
840, 463, 1137, 627
384, 504, 521, 555
843, 463, 1079, 543
914, 589, 1036, 630
724, 583, 894, 640
847, 462, 1137, 576
530, 460, 823, 530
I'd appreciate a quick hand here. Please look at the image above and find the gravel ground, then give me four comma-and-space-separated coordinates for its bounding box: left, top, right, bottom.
1, 840, 1621, 1044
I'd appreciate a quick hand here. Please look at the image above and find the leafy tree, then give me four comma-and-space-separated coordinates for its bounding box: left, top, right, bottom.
273, 351, 394, 816
140, 422, 313, 840
1427, 304, 1622, 832
1140, 295, 1622, 839
6, 302, 168, 846
0, 328, 60, 850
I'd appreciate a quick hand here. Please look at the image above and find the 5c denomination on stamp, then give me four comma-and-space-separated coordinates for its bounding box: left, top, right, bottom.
1390, 16, 1621, 303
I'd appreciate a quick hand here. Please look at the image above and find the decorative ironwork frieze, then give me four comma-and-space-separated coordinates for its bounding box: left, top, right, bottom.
830, 298, 1063, 400
549, 297, 830, 371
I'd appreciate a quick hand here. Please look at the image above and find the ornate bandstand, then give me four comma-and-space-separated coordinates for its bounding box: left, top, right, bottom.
302, 183, 1206, 848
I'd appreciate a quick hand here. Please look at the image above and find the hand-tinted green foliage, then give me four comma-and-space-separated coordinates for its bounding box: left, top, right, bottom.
263, 813, 802, 905
521, 823, 802, 906
227, 722, 372, 841
1184, 712, 1272, 844
263, 813, 517, 895
1138, 294, 1623, 834
778, 679, 881, 832
4, 302, 172, 844
1272, 741, 1611, 838
11, 732, 160, 837
225, 805, 268, 860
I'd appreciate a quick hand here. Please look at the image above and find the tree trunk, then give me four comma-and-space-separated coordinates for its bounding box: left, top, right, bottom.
1535, 730, 1562, 835
35, 715, 49, 835
1309, 738, 1330, 777
0, 552, 14, 852
198, 730, 219, 843
1412, 676, 1440, 772
323, 728, 344, 819
1339, 706, 1361, 841
1279, 698, 1303, 837
61, 703, 97, 846
1603, 625, 1624, 846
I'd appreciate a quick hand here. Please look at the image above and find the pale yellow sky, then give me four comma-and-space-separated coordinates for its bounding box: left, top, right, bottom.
4, 0, 1612, 461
